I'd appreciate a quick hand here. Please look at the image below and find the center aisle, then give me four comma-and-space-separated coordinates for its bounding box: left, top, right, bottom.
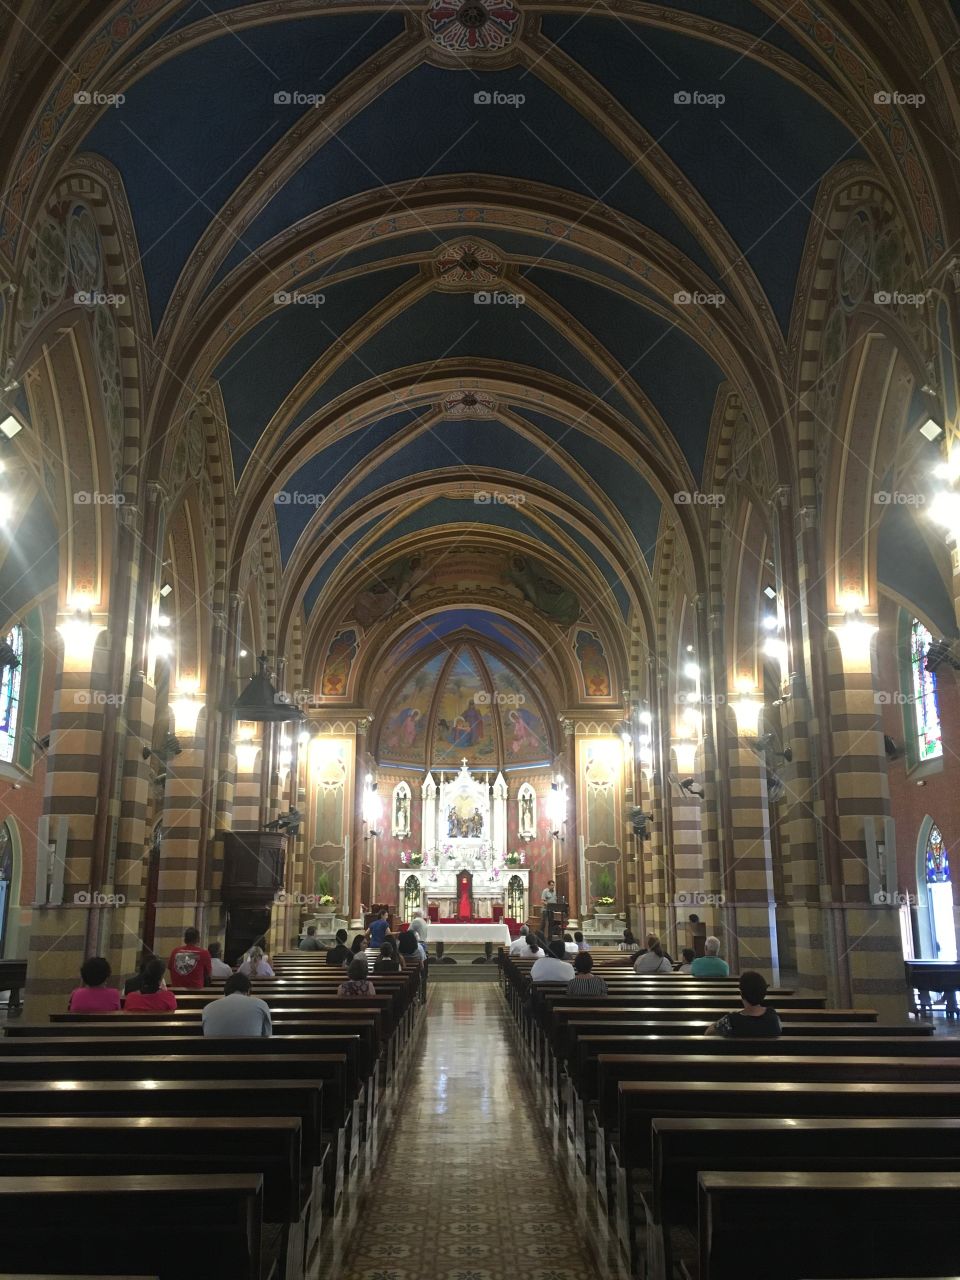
335, 982, 599, 1280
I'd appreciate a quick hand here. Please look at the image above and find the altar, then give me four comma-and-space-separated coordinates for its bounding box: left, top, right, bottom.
397, 760, 530, 922
421, 922, 512, 945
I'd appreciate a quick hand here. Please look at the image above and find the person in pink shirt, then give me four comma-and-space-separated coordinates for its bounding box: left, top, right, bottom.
123, 958, 177, 1013
68, 956, 121, 1013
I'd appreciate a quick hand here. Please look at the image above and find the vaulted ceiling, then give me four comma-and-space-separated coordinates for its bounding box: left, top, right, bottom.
5, 0, 954, 695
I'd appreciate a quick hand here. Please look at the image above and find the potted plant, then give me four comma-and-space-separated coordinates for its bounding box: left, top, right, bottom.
409, 850, 424, 867
505, 850, 522, 867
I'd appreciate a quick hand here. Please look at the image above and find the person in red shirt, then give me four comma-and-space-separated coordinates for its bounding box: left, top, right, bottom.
124, 958, 177, 1013
167, 927, 212, 989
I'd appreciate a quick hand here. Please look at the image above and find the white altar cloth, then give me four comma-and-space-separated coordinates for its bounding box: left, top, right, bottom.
420, 922, 511, 944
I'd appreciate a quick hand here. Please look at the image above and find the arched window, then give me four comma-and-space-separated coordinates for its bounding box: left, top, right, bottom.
926, 823, 950, 884
910, 618, 942, 762
0, 625, 23, 765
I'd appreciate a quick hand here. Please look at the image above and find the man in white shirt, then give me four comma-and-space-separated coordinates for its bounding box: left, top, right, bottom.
509, 924, 532, 956
201, 973, 272, 1036
563, 932, 579, 956
410, 912, 428, 944
530, 941, 576, 983
207, 942, 233, 981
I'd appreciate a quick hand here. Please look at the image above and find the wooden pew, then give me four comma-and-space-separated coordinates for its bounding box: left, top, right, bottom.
650, 1117, 960, 1280
0, 1173, 268, 1280
697, 1171, 960, 1280
0, 1116, 305, 1280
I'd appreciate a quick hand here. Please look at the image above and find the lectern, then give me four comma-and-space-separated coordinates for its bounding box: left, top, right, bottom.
221, 830, 286, 964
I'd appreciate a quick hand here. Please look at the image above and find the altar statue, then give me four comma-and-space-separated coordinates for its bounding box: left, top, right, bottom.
447, 807, 460, 838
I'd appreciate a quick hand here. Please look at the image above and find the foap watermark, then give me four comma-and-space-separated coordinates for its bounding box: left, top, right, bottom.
74, 89, 125, 108
676, 691, 726, 707
475, 690, 526, 707
274, 491, 325, 506
673, 490, 725, 506
874, 890, 918, 907
274, 891, 328, 906
474, 290, 525, 307
74, 891, 126, 906
873, 490, 926, 506
474, 491, 525, 506
74, 491, 125, 506
274, 90, 326, 107
675, 891, 725, 907
874, 90, 925, 107
274, 290, 325, 307
674, 90, 725, 107
874, 691, 916, 706
75, 290, 126, 307
474, 90, 525, 107
274, 689, 315, 709
74, 690, 125, 708
674, 289, 726, 307
874, 289, 929, 308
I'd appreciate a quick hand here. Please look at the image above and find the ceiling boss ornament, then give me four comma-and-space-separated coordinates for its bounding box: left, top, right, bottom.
424, 0, 521, 56
434, 239, 503, 289
440, 390, 499, 418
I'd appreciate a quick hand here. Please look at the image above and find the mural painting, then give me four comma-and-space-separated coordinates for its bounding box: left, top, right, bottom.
378, 653, 443, 765
432, 650, 495, 766
575, 629, 611, 698
321, 628, 359, 697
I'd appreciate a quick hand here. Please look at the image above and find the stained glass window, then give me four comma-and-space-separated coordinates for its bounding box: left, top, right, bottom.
911, 618, 942, 762
0, 625, 23, 764
926, 823, 950, 884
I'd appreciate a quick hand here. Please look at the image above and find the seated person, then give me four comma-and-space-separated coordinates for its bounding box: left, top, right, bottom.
574, 930, 590, 952
69, 956, 121, 1012
237, 945, 275, 978
617, 929, 640, 953
350, 934, 367, 956
508, 924, 532, 956
646, 932, 673, 966
562, 932, 579, 956
705, 971, 782, 1038
201, 972, 272, 1037
397, 929, 424, 969
522, 931, 546, 961
373, 943, 401, 974
123, 958, 177, 1012
298, 926, 323, 951
325, 929, 353, 966
634, 935, 672, 974
675, 946, 696, 974
566, 951, 608, 996
409, 911, 429, 944
690, 935, 730, 977
338, 957, 377, 997
208, 941, 233, 980
168, 926, 212, 989
123, 955, 152, 996
530, 940, 576, 983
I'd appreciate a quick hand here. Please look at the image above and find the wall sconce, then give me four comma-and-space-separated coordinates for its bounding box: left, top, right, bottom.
830, 607, 877, 674
168, 685, 203, 735
363, 774, 382, 837
672, 738, 698, 775
731, 679, 763, 737
548, 776, 567, 837
57, 600, 106, 669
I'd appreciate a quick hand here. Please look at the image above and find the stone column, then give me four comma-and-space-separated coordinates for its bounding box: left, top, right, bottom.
349, 718, 369, 926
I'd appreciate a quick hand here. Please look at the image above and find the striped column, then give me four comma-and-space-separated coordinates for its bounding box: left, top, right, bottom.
107, 672, 156, 974
725, 693, 779, 981
151, 699, 206, 959
826, 617, 906, 1020
25, 613, 111, 1015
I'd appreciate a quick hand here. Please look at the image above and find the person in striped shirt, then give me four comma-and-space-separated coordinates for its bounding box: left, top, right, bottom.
566, 951, 608, 997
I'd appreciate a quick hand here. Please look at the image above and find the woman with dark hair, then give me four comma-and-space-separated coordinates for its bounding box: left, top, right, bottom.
397, 929, 423, 967
617, 929, 640, 953
567, 951, 608, 996
124, 958, 177, 1012
338, 957, 376, 997
373, 943, 401, 974
68, 956, 121, 1012
350, 934, 367, 955
633, 935, 672, 974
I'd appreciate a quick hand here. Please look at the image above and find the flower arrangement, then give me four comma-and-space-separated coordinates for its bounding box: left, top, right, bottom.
594, 896, 615, 907
409, 850, 423, 866
317, 894, 336, 907
505, 850, 523, 867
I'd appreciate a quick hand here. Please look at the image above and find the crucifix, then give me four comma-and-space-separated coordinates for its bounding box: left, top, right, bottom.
461, 757, 468, 769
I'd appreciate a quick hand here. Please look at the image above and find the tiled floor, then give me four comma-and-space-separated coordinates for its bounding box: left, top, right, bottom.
335, 983, 600, 1280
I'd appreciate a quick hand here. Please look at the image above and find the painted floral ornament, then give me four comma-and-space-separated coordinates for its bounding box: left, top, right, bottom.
425, 0, 520, 53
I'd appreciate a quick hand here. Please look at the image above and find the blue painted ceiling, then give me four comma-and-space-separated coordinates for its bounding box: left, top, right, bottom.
72, 4, 864, 639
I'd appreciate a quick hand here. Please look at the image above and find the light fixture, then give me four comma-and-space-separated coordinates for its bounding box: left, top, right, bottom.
917, 388, 944, 442
0, 414, 21, 439
929, 490, 960, 539
548, 776, 567, 836
762, 585, 777, 600
830, 608, 877, 673
620, 731, 632, 747
638, 710, 652, 726
685, 644, 695, 653
0, 491, 13, 526
156, 614, 171, 628
363, 774, 382, 835
239, 648, 248, 658
762, 614, 778, 631
763, 637, 788, 667
683, 662, 699, 680
934, 454, 960, 484
732, 682, 764, 737
158, 582, 172, 598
